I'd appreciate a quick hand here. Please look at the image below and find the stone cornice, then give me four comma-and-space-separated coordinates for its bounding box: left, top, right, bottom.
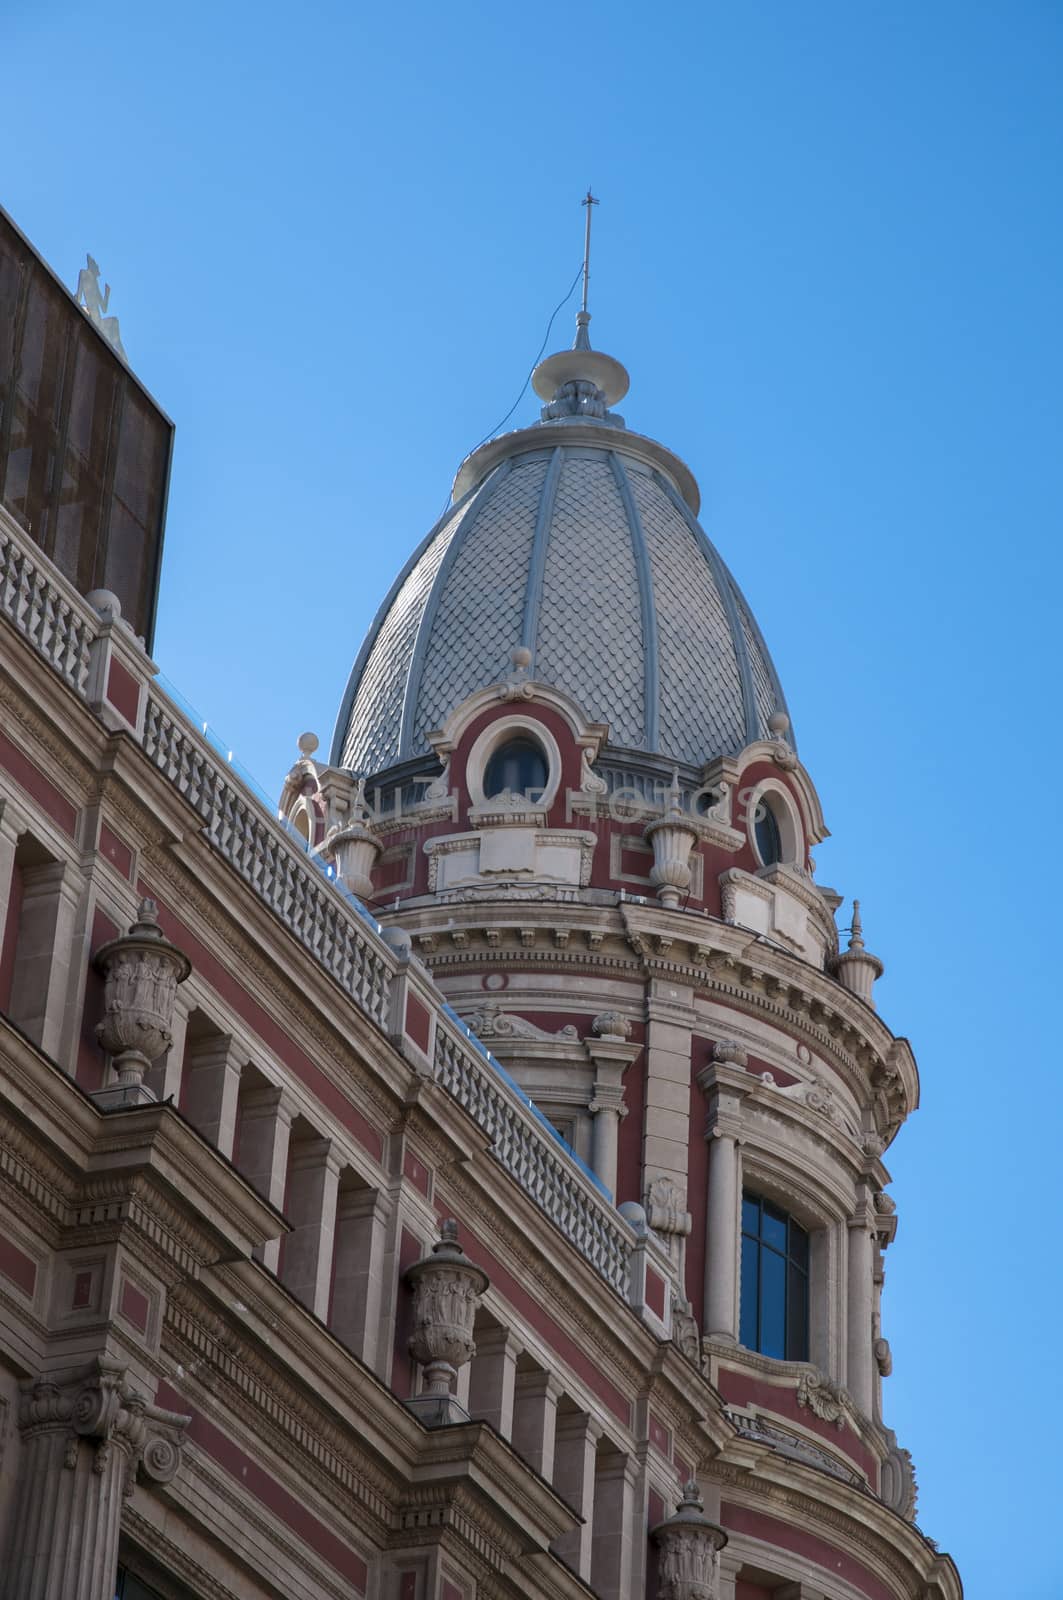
394, 899, 916, 1141
0, 1016, 284, 1279
162, 1273, 408, 1534
708, 1461, 961, 1600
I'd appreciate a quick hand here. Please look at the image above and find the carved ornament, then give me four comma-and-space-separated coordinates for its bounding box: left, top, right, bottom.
651, 1480, 728, 1600
94, 899, 191, 1099
463, 1000, 578, 1042
796, 1367, 851, 1428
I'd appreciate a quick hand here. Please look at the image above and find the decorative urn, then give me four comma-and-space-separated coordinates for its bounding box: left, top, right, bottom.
327, 778, 381, 900
651, 1480, 728, 1600
403, 1220, 489, 1426
94, 899, 191, 1105
644, 771, 700, 908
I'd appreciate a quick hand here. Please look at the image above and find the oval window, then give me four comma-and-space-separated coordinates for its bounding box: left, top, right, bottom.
484, 736, 548, 800
754, 796, 783, 866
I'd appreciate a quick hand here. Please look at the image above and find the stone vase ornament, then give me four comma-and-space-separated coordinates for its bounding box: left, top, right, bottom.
327, 778, 381, 900
651, 1480, 728, 1600
645, 772, 699, 908
403, 1220, 489, 1426
94, 899, 191, 1107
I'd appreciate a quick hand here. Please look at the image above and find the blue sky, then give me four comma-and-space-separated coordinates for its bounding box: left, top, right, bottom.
6, 3, 1061, 1593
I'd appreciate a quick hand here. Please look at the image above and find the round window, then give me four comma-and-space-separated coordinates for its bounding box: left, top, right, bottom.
483, 736, 548, 800
754, 796, 783, 866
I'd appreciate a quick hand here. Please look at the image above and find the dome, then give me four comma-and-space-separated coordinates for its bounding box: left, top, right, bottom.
332, 319, 792, 775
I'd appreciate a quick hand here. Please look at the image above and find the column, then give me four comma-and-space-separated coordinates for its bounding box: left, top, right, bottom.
511, 1369, 562, 1479
697, 1052, 751, 1344
236, 1084, 294, 1272
282, 1135, 342, 1319
591, 1449, 638, 1600
586, 1022, 639, 1197
330, 1186, 390, 1369
6, 1359, 187, 1600
847, 1197, 875, 1416
589, 1095, 626, 1196
551, 1411, 603, 1578
467, 1325, 522, 1437
182, 1033, 243, 1157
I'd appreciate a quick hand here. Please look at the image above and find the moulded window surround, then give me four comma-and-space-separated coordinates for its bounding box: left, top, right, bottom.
747, 780, 801, 869
739, 1191, 810, 1362
466, 715, 563, 812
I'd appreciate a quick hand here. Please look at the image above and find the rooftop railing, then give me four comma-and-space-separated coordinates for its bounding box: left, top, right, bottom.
0, 505, 641, 1303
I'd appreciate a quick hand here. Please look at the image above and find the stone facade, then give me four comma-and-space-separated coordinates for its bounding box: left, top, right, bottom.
0, 302, 961, 1600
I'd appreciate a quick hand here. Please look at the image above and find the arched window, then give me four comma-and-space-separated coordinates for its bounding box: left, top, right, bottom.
483, 735, 548, 800
754, 796, 783, 866
740, 1192, 809, 1361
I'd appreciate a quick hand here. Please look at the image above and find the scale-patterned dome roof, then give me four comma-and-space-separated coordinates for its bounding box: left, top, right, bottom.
332, 327, 791, 775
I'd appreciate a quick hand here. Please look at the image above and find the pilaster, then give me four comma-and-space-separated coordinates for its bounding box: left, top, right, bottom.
5, 1357, 187, 1600
237, 1085, 295, 1273
697, 1051, 753, 1344
551, 1410, 603, 1579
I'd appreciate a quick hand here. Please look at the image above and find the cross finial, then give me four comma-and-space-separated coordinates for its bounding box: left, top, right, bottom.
581, 188, 599, 316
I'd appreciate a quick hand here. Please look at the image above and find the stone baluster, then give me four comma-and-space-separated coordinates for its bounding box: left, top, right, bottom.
697, 1044, 752, 1345
403, 1221, 489, 1427
5, 1358, 188, 1600
551, 1411, 603, 1579
93, 899, 191, 1108
651, 1479, 728, 1600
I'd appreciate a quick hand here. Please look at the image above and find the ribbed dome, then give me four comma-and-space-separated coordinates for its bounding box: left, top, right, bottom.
332, 331, 792, 776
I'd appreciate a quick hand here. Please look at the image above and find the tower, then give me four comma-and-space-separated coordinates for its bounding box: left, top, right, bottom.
0, 203, 960, 1600
285, 296, 951, 1595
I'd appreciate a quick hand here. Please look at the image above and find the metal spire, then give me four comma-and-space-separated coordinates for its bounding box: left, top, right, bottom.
575, 189, 599, 351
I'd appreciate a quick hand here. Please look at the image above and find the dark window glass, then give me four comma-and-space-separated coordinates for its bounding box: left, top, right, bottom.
754, 798, 783, 865
740, 1191, 810, 1362
759, 1245, 786, 1358
761, 1201, 787, 1254
483, 736, 547, 799
739, 1228, 759, 1349
115, 1567, 170, 1600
